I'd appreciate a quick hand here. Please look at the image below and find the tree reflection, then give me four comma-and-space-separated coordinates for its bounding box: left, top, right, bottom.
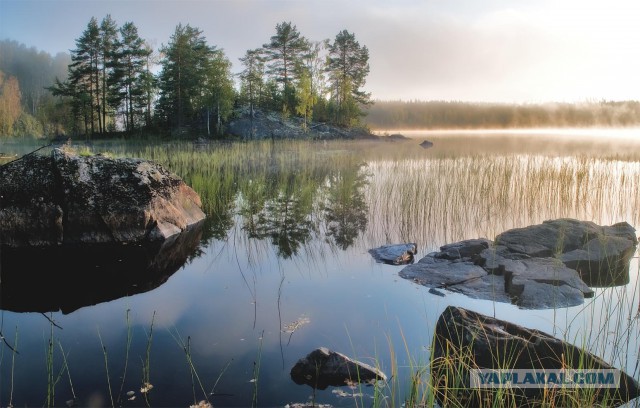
239, 172, 318, 258
189, 141, 373, 258
323, 163, 369, 249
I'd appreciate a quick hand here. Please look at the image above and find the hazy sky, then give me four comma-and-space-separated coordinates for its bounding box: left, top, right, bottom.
1, 0, 639, 103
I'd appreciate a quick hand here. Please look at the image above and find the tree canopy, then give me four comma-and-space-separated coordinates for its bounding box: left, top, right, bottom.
3, 17, 375, 138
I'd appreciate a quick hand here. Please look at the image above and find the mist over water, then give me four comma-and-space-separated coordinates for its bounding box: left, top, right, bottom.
375, 127, 640, 157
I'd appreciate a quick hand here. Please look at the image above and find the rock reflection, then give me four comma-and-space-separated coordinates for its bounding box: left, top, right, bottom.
0, 222, 203, 314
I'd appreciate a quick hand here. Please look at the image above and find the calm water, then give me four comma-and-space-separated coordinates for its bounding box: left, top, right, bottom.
1, 130, 640, 407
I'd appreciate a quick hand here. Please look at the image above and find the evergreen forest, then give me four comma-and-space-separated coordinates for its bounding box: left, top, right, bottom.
0, 16, 371, 139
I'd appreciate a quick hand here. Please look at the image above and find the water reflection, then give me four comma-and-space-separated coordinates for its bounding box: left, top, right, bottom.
234, 157, 369, 257
322, 163, 369, 249
1, 135, 639, 406
0, 223, 203, 314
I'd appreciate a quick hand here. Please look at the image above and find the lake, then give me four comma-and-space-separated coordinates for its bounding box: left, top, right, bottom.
1, 129, 640, 407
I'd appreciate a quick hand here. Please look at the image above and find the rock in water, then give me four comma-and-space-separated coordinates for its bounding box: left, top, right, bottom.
399, 219, 638, 309
368, 243, 417, 265
0, 147, 206, 247
431, 306, 640, 407
290, 347, 387, 390
419, 140, 434, 148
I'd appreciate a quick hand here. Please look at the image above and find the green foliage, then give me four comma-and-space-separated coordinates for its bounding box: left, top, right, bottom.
203, 49, 235, 136
116, 21, 153, 132
326, 30, 371, 127
238, 49, 265, 117
156, 24, 234, 135
262, 22, 309, 91
295, 70, 315, 131
12, 111, 44, 137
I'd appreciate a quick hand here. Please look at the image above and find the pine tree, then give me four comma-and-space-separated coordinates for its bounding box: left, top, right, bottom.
118, 21, 152, 131
69, 17, 100, 136
99, 14, 119, 132
238, 48, 264, 118
262, 21, 310, 114
326, 30, 371, 127
156, 23, 212, 131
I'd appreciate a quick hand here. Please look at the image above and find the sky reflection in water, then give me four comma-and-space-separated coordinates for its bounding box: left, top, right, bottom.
1, 131, 639, 407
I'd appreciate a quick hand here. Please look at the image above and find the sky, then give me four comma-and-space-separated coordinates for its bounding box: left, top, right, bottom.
1, 0, 639, 103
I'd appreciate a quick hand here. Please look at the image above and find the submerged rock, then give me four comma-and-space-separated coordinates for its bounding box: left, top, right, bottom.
290, 347, 387, 390
431, 306, 640, 407
419, 140, 434, 148
399, 219, 637, 309
0, 147, 206, 247
368, 242, 417, 265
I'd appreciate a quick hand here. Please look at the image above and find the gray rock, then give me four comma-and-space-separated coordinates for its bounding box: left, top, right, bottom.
290, 347, 387, 390
369, 243, 417, 265
399, 256, 487, 289
419, 140, 434, 148
495, 218, 637, 258
431, 306, 640, 407
227, 108, 382, 141
495, 219, 637, 288
436, 238, 491, 260
398, 219, 637, 309
0, 147, 206, 247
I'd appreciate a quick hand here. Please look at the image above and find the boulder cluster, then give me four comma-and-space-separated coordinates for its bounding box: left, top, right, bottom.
398, 219, 637, 309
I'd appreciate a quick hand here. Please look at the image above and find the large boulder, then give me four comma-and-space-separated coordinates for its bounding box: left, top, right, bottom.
0, 147, 206, 247
290, 347, 387, 390
398, 219, 637, 309
431, 306, 640, 407
496, 219, 637, 287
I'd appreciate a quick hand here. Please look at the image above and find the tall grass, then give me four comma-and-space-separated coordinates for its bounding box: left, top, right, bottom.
1, 137, 640, 406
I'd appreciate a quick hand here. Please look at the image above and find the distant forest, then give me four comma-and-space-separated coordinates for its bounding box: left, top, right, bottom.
364, 100, 640, 130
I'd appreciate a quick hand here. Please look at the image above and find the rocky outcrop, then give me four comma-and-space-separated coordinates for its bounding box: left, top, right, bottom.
398, 219, 637, 309
290, 347, 387, 390
0, 147, 206, 247
369, 242, 417, 265
495, 219, 638, 287
431, 306, 640, 407
227, 109, 382, 140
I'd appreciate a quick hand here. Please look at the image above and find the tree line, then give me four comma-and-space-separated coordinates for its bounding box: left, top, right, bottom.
364, 100, 640, 129
0, 16, 372, 138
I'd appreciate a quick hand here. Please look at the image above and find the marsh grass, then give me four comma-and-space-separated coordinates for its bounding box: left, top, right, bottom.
2, 136, 640, 406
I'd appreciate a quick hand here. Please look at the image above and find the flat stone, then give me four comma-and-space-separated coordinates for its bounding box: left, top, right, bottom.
368, 242, 417, 265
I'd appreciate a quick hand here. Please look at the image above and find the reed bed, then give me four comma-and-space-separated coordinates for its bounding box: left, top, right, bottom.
1, 136, 640, 406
